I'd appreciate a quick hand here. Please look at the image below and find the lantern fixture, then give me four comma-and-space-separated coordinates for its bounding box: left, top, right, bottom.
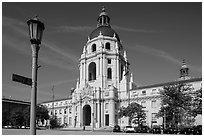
27, 16, 45, 45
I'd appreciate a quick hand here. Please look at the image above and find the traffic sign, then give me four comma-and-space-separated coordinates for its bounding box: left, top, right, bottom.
12, 74, 32, 86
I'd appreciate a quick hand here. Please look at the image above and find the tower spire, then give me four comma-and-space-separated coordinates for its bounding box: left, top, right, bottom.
97, 6, 110, 27
179, 59, 190, 80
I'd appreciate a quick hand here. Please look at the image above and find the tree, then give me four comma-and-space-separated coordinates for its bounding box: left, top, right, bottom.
10, 111, 24, 128
49, 116, 60, 129
36, 105, 50, 126
157, 83, 194, 127
23, 106, 30, 127
23, 105, 50, 127
119, 102, 146, 126
191, 88, 202, 117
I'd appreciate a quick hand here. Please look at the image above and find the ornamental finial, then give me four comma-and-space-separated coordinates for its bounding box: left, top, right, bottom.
102, 6, 105, 12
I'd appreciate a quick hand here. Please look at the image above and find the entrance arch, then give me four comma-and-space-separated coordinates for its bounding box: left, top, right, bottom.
83, 105, 91, 126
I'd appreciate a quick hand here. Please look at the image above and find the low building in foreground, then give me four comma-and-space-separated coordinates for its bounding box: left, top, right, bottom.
2, 97, 30, 126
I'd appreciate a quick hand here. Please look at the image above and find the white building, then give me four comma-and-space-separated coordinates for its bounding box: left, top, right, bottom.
41, 8, 202, 128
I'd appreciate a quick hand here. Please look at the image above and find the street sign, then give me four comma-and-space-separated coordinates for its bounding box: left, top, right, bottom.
12, 74, 32, 86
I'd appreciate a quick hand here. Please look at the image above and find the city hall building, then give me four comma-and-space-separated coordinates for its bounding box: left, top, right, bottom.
41, 8, 202, 128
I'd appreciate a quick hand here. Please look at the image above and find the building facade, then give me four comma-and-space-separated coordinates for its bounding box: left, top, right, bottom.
41, 8, 202, 128
2, 97, 30, 126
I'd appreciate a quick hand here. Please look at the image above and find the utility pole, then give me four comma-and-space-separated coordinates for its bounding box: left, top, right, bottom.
52, 85, 55, 117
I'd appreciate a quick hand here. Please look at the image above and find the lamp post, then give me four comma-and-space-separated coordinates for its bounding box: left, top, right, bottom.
27, 16, 45, 135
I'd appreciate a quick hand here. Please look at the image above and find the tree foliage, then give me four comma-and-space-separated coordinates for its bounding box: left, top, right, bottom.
36, 105, 50, 125
49, 116, 61, 129
9, 104, 50, 128
119, 102, 146, 126
10, 111, 24, 128
157, 83, 194, 127
190, 88, 202, 117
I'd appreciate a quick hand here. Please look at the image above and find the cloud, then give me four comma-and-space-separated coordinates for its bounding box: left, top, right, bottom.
127, 44, 202, 73
42, 41, 78, 63
2, 16, 78, 71
112, 25, 159, 33
39, 79, 76, 89
50, 24, 158, 34
52, 26, 94, 33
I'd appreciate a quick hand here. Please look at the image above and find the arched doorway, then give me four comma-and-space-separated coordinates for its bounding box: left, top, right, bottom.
83, 105, 91, 126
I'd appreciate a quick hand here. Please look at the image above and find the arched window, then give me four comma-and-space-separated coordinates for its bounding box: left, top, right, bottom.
107, 68, 112, 79
92, 44, 96, 52
105, 42, 110, 50
88, 62, 96, 81
120, 64, 124, 80
104, 17, 106, 24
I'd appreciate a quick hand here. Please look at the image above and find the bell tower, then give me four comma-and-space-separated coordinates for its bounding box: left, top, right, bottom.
179, 59, 190, 80
78, 7, 130, 90
71, 7, 133, 129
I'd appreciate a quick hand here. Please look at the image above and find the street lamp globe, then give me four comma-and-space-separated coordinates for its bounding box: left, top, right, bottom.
27, 16, 45, 45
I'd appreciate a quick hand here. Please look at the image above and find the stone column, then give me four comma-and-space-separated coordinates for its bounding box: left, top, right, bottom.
103, 55, 106, 88
92, 98, 94, 129
109, 99, 115, 127
84, 59, 87, 85
97, 88, 101, 128
98, 57, 100, 77
72, 103, 76, 127
100, 55, 103, 88
97, 101, 100, 127
79, 99, 82, 127
101, 99, 104, 127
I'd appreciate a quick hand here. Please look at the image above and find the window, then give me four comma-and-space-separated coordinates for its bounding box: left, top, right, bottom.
69, 108, 72, 114
107, 68, 112, 79
59, 109, 62, 114
92, 44, 96, 52
151, 100, 156, 108
69, 117, 72, 125
151, 113, 157, 122
75, 106, 78, 112
142, 90, 146, 95
141, 101, 146, 108
107, 59, 111, 64
120, 64, 124, 80
115, 103, 117, 110
105, 103, 109, 110
105, 42, 110, 50
64, 108, 67, 114
96, 103, 98, 122
55, 110, 57, 115
59, 118, 62, 125
152, 89, 157, 94
88, 62, 96, 81
55, 102, 58, 106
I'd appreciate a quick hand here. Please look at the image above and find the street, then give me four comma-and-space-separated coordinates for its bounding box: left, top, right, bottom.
2, 128, 155, 135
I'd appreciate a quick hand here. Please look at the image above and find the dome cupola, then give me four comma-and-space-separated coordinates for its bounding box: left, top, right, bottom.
89, 7, 120, 41
97, 6, 110, 27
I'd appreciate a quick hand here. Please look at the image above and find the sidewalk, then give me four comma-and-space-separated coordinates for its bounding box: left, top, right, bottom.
60, 126, 113, 132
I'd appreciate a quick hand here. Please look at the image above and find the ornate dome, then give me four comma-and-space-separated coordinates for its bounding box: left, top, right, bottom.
89, 7, 120, 41
89, 26, 120, 41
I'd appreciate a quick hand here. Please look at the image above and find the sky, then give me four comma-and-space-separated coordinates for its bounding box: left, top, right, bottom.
2, 2, 202, 103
